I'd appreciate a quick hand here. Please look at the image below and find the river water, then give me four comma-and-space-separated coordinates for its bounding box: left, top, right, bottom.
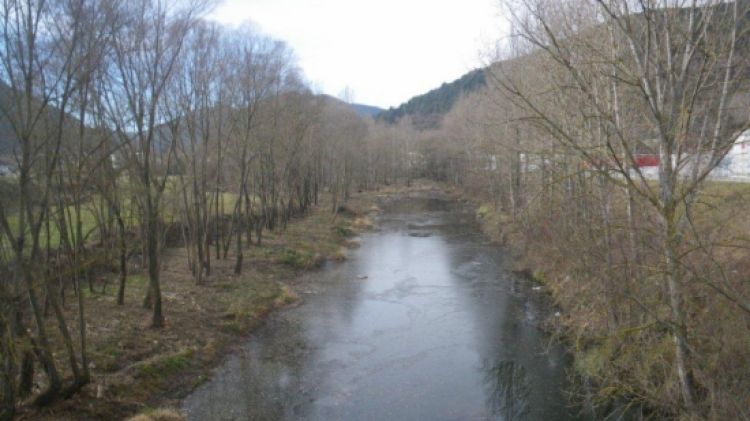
183, 196, 579, 420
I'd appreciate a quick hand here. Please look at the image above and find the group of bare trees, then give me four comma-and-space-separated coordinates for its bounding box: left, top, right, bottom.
401, 0, 750, 418
0, 0, 406, 417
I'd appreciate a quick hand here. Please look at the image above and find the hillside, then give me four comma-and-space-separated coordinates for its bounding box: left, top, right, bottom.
377, 68, 486, 129
0, 81, 89, 159
350, 103, 383, 118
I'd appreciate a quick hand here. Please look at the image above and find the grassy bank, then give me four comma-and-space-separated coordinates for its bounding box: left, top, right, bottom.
23, 190, 384, 420
462, 182, 750, 419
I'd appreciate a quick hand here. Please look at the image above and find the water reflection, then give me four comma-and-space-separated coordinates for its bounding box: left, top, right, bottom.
183, 197, 578, 420
482, 359, 530, 420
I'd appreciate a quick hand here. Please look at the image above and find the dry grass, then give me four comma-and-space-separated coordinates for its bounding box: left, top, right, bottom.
464, 180, 750, 418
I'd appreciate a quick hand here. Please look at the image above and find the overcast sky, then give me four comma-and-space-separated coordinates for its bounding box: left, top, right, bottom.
209, 0, 507, 109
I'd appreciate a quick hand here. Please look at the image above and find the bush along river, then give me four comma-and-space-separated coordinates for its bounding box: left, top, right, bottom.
183, 194, 580, 420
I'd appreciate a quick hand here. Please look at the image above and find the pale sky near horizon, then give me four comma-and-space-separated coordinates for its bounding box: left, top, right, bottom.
209, 0, 508, 109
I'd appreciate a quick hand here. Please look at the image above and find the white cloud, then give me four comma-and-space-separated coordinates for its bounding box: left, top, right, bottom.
209, 0, 507, 108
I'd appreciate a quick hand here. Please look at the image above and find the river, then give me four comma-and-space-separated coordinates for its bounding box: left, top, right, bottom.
182, 194, 579, 420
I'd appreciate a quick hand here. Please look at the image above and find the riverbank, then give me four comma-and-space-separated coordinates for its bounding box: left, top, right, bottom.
21, 194, 377, 420
454, 183, 750, 419
457, 191, 572, 333
23, 182, 453, 420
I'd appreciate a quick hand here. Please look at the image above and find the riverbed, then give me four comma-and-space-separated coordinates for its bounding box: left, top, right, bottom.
183, 195, 578, 420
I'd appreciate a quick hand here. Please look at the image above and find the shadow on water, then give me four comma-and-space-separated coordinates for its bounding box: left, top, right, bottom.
183, 197, 581, 420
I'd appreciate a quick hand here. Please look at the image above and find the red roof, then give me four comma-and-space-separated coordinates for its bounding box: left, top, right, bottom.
634, 155, 659, 168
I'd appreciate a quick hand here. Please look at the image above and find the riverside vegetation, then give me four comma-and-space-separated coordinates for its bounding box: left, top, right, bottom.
26, 191, 379, 420
378, 1, 750, 419
0, 0, 409, 418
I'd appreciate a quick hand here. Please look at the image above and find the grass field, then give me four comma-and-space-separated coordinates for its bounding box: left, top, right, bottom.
0, 181, 243, 254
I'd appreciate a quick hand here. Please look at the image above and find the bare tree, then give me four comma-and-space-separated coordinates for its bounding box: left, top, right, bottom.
167, 21, 222, 284
483, 0, 750, 415
102, 0, 206, 327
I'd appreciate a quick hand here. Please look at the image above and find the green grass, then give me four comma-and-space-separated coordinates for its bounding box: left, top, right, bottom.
0, 169, 272, 258
91, 339, 125, 371
334, 225, 353, 237
1, 195, 143, 252
4, 204, 99, 247
476, 204, 492, 219
223, 277, 286, 323
0, 185, 241, 253
135, 348, 194, 380
276, 248, 315, 269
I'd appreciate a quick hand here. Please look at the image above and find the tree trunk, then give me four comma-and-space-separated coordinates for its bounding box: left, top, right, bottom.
663, 211, 697, 413
13, 307, 33, 400
146, 203, 164, 328
0, 311, 15, 420
23, 271, 62, 405
46, 280, 81, 386
116, 213, 127, 305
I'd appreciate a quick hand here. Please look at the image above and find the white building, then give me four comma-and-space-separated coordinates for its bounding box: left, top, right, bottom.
720, 130, 750, 177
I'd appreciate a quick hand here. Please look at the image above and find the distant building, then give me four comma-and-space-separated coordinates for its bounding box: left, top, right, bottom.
719, 130, 750, 176
629, 133, 750, 181
634, 154, 659, 168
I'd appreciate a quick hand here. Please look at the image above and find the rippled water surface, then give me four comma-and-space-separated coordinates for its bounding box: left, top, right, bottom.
183, 197, 578, 420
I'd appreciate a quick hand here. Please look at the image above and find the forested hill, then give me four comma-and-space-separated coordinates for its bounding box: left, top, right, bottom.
317, 95, 383, 118
377, 68, 485, 128
0, 81, 81, 159
351, 103, 384, 118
